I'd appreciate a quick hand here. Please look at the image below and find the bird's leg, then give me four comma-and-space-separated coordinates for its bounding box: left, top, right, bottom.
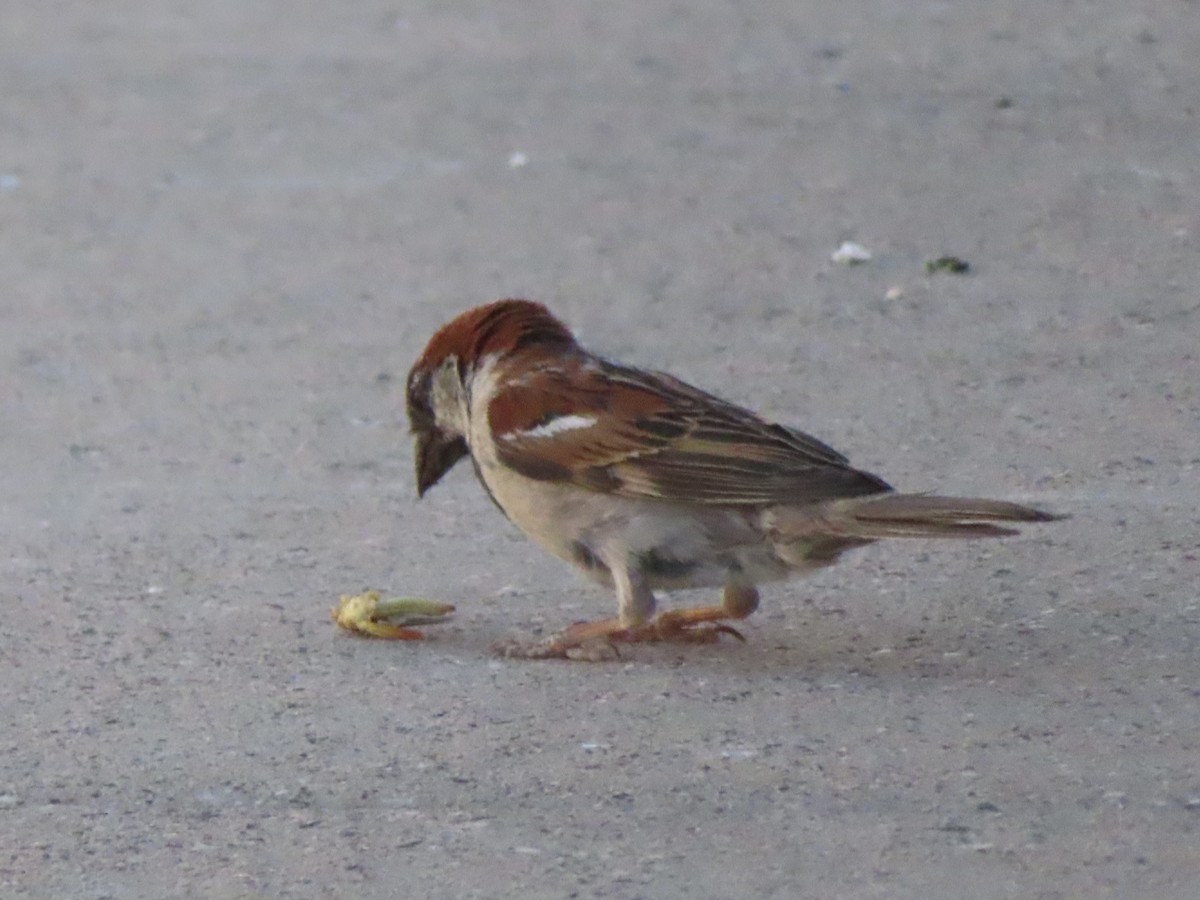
620, 584, 759, 644
494, 561, 655, 660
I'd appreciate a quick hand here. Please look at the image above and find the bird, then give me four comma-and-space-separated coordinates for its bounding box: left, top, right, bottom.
405, 298, 1060, 660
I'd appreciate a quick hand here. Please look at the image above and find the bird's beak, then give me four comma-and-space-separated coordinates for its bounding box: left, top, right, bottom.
414, 429, 469, 498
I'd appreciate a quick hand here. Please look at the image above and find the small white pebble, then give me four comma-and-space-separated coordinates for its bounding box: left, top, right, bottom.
884, 285, 904, 301
508, 151, 528, 168
721, 748, 758, 760
0, 174, 21, 191
832, 241, 871, 265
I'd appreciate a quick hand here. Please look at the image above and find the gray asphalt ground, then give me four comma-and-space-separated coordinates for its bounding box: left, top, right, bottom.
3, 2, 1199, 897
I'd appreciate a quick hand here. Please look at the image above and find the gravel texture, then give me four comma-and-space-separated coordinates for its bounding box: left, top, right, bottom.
3, 2, 1198, 897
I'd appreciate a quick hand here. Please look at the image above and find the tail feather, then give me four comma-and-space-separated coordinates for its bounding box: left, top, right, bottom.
826, 493, 1063, 539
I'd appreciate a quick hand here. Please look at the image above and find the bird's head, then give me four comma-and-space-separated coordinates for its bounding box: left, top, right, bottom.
406, 298, 575, 496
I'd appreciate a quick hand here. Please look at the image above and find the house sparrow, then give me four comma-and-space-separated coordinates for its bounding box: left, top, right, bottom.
406, 299, 1060, 660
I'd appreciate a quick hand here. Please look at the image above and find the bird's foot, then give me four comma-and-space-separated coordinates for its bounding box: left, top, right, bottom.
623, 608, 747, 645
492, 618, 625, 661
492, 609, 745, 661
332, 590, 455, 640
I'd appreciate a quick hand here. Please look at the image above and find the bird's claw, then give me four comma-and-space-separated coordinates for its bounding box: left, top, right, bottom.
492, 613, 745, 660
631, 619, 747, 644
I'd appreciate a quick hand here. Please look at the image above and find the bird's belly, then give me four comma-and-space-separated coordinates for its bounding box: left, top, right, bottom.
476, 461, 794, 589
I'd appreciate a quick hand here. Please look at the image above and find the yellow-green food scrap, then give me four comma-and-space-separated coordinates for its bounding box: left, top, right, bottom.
332, 590, 455, 640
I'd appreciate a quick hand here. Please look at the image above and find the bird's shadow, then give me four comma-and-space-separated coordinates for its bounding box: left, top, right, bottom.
422, 595, 1061, 685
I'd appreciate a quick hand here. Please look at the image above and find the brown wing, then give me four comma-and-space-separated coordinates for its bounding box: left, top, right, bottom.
488, 356, 891, 506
